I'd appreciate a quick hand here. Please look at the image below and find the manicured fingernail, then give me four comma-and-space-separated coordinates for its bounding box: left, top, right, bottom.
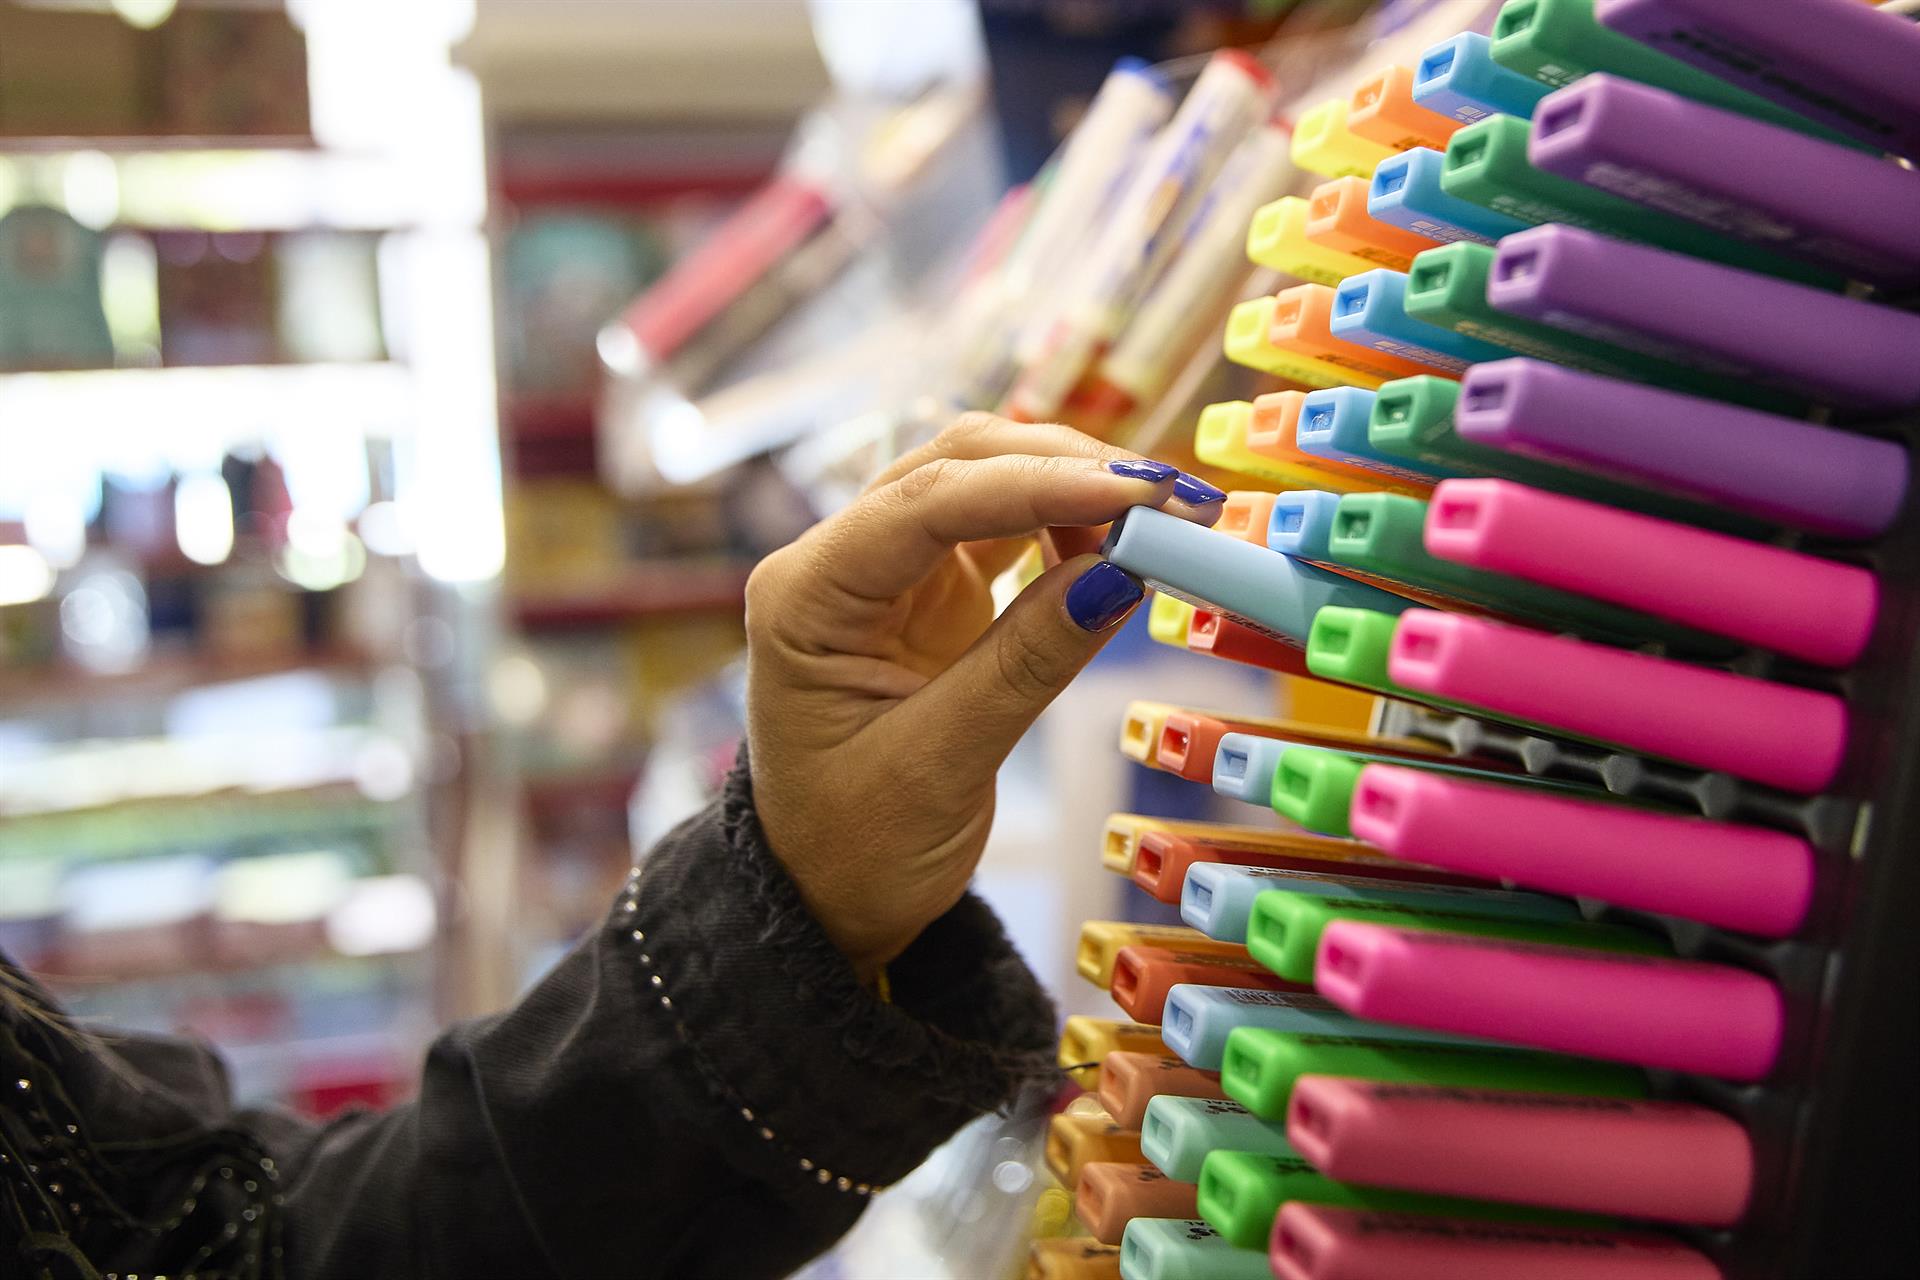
1108, 458, 1179, 482
1173, 472, 1227, 505
1065, 561, 1145, 632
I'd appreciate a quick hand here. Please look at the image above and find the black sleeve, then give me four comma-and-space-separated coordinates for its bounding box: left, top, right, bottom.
268, 754, 1062, 1280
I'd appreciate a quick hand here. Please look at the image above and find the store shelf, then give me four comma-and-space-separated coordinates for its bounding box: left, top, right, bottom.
0, 135, 318, 154
511, 560, 754, 630
0, 648, 378, 711
0, 783, 399, 862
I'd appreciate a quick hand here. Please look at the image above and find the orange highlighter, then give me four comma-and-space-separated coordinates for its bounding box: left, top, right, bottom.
1045, 1111, 1143, 1187
1269, 283, 1450, 382
1110, 943, 1304, 1023
1305, 177, 1443, 271
1098, 1051, 1229, 1128
1076, 1163, 1201, 1245
1348, 64, 1461, 152
1246, 393, 1435, 499
1130, 829, 1470, 905
1027, 1237, 1122, 1280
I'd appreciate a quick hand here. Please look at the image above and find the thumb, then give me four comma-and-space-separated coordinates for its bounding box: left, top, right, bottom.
899, 554, 1145, 771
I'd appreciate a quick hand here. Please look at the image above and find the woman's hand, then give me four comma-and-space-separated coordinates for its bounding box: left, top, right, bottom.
743, 413, 1225, 982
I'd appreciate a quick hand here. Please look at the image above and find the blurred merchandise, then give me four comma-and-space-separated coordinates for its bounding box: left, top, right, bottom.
0, 206, 113, 369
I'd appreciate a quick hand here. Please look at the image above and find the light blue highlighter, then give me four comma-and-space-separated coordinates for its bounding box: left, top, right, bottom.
1368, 148, 1531, 248
1412, 31, 1552, 124
1296, 386, 1466, 482
1331, 266, 1514, 371
1211, 732, 1288, 806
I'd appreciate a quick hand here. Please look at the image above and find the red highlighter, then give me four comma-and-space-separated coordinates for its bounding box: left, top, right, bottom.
1186, 609, 1314, 676
1110, 943, 1304, 1024
1285, 1076, 1753, 1225
1130, 829, 1476, 906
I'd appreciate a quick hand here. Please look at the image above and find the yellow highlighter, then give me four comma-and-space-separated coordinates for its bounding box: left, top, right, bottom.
1059, 1015, 1168, 1087
1120, 699, 1179, 764
1246, 196, 1378, 287
1224, 297, 1385, 391
1045, 1110, 1144, 1188
1147, 594, 1199, 648
1290, 98, 1398, 179
1101, 813, 1323, 876
1194, 400, 1386, 493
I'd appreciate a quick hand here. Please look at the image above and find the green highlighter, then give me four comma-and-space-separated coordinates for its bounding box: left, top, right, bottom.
1198, 1151, 1601, 1250
1400, 244, 1786, 410
1489, 0, 1864, 149
1308, 607, 1416, 700
1328, 492, 1724, 651
1267, 744, 1587, 837
1439, 113, 1837, 287
1120, 1218, 1272, 1280
1219, 1028, 1646, 1121
1245, 888, 1663, 984
1141, 1094, 1292, 1182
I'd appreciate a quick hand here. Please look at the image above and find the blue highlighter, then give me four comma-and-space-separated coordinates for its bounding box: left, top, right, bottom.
1266, 490, 1343, 561
1102, 505, 1409, 645
1185, 863, 1329, 941
1296, 387, 1465, 483
1160, 984, 1481, 1070
1368, 148, 1531, 248
1211, 732, 1288, 806
1412, 31, 1553, 123
1330, 268, 1513, 372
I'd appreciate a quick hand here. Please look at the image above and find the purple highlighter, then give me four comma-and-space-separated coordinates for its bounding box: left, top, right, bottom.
1455, 359, 1908, 541
1485, 223, 1920, 412
1530, 75, 1920, 289
1598, 0, 1920, 162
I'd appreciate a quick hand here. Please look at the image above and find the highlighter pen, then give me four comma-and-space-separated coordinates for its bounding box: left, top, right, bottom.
1368, 148, 1530, 248
1486, 223, 1920, 411
1222, 1028, 1645, 1123
1292, 99, 1400, 179
1062, 1017, 1170, 1088
1369, 373, 1764, 531
1112, 944, 1302, 1025
1327, 269, 1511, 374
1270, 282, 1443, 381
1246, 197, 1380, 287
1103, 814, 1311, 876
1349, 765, 1815, 937
1348, 65, 1460, 152
1102, 505, 1412, 652
1211, 734, 1290, 807
1099, 1051, 1228, 1129
1528, 75, 1920, 288
1047, 1111, 1145, 1188
1028, 1237, 1123, 1280
1245, 888, 1629, 985
1453, 359, 1909, 540
1081, 921, 1243, 988
1411, 31, 1553, 124
1247, 394, 1435, 499
1159, 986, 1483, 1071
1157, 709, 1427, 785
1314, 921, 1784, 1080
1307, 608, 1419, 703
1270, 741, 1598, 843
1216, 492, 1280, 548
1138, 829, 1462, 908
1388, 609, 1850, 793
1286, 1079, 1753, 1226
1118, 821, 1368, 881
1441, 114, 1840, 287
1271, 1203, 1725, 1280
1147, 594, 1199, 648
1223, 301, 1383, 392
1597, 0, 1920, 162
1186, 610, 1314, 677
1295, 388, 1465, 486
1267, 490, 1344, 561
1183, 863, 1510, 945
1078, 1163, 1200, 1246
1121, 701, 1179, 765
1199, 1150, 1573, 1252
1489, 0, 1862, 149
1425, 478, 1879, 667
1121, 1218, 1273, 1280
1197, 399, 1380, 492
1329, 492, 1721, 649
1303, 180, 1442, 273
1142, 1096, 1293, 1181
1400, 245, 1778, 411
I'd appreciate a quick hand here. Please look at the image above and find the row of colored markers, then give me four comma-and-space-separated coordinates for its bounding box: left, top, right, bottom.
1030, 0, 1920, 1277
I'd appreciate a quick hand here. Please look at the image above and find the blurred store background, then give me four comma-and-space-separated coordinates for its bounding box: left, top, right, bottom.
0, 1, 1401, 1274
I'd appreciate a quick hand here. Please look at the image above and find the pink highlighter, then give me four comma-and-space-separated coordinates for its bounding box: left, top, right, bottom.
1270, 1203, 1725, 1280
1349, 764, 1814, 936
1284, 1077, 1753, 1225
1386, 609, 1847, 793
1313, 921, 1783, 1081
1423, 478, 1878, 668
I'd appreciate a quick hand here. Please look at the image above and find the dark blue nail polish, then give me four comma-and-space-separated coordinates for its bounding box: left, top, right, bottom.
1173, 472, 1227, 505
1108, 458, 1178, 483
1066, 561, 1145, 632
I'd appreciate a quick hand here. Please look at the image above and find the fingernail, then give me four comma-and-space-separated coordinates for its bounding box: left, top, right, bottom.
1173, 472, 1227, 505
1065, 561, 1145, 632
1107, 458, 1179, 483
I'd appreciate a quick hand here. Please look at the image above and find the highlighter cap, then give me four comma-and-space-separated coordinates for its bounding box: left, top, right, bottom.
1267, 490, 1343, 560
1413, 31, 1553, 121
1212, 733, 1289, 807
1371, 376, 1462, 450
1298, 386, 1384, 460
1272, 747, 1368, 837
1147, 593, 1198, 647
1307, 606, 1402, 691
